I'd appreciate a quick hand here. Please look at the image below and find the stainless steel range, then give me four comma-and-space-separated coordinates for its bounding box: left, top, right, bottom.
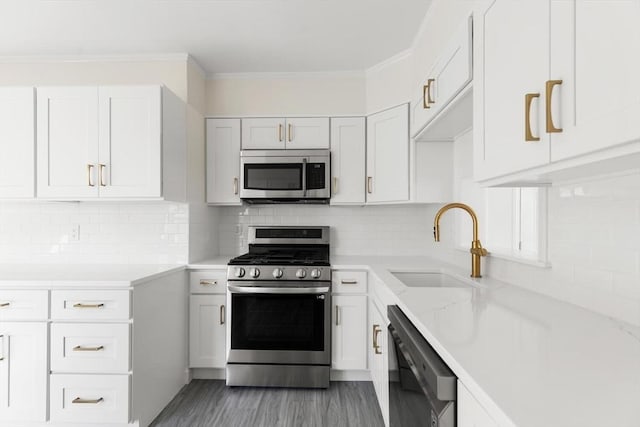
226, 226, 331, 388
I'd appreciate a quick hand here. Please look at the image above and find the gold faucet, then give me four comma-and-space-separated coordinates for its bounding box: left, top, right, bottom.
434, 203, 488, 278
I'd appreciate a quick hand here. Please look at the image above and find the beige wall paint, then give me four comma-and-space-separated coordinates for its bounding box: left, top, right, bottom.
205, 73, 366, 116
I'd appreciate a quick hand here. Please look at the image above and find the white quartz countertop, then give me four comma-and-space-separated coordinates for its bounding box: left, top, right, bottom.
0, 263, 185, 287
330, 255, 640, 427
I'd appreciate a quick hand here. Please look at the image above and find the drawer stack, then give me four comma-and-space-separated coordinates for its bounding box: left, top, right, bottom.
49, 289, 131, 424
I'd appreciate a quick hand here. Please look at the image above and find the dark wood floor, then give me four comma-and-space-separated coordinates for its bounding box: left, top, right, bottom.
150, 380, 385, 427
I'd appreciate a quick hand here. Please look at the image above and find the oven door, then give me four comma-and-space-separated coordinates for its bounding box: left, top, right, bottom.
227, 283, 331, 365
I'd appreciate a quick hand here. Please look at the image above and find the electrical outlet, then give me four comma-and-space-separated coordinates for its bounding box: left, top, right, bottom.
70, 224, 80, 241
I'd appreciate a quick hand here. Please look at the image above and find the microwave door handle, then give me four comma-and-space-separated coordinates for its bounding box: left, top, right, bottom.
302, 158, 307, 197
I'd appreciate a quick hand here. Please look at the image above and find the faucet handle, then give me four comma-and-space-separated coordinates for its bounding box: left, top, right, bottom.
470, 240, 488, 256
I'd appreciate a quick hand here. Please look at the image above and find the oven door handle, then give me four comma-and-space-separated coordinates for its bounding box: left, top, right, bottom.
228, 285, 329, 295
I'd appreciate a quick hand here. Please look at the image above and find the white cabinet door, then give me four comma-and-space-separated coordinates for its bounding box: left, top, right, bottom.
474, 0, 550, 181
332, 295, 367, 370
37, 86, 99, 198
330, 117, 365, 205
0, 88, 35, 199
369, 299, 389, 426
0, 322, 47, 422
241, 118, 286, 149
457, 380, 498, 427
206, 119, 241, 205
97, 86, 162, 198
550, 0, 640, 161
366, 104, 409, 204
285, 118, 330, 149
190, 294, 226, 368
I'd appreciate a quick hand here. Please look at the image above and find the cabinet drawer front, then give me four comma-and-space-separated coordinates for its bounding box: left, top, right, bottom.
332, 270, 367, 294
51, 323, 130, 373
0, 290, 48, 320
190, 270, 227, 294
51, 290, 130, 320
50, 374, 129, 424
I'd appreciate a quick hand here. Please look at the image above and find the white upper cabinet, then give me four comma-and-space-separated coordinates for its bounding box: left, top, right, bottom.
285, 118, 329, 149
36, 85, 183, 200
366, 104, 410, 204
241, 118, 285, 149
242, 117, 329, 150
475, 0, 640, 184
474, 0, 551, 181
206, 118, 242, 205
0, 88, 35, 199
97, 86, 162, 198
412, 15, 473, 141
37, 86, 99, 199
550, 0, 640, 162
330, 117, 365, 205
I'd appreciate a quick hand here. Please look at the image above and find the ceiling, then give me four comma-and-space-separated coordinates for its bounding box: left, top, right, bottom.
0, 0, 432, 74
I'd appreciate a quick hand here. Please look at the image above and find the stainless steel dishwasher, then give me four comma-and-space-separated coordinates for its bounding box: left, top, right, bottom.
388, 305, 457, 427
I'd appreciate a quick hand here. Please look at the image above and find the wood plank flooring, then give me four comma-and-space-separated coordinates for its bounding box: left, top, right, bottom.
150, 380, 385, 427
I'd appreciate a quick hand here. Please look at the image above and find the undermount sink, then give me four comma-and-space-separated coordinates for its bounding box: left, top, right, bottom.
390, 271, 470, 288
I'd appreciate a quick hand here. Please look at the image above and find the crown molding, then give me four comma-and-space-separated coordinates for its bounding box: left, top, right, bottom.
0, 53, 191, 64
186, 55, 207, 78
207, 70, 365, 81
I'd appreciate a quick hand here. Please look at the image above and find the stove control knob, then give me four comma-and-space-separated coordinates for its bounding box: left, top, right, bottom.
249, 268, 260, 278
310, 268, 322, 279
272, 268, 284, 279
234, 267, 246, 278
296, 269, 307, 279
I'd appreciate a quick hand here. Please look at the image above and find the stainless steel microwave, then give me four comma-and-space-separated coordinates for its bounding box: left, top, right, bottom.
239, 149, 331, 203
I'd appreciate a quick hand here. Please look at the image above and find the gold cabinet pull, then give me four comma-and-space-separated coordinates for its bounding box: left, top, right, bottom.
424, 78, 436, 109
233, 177, 239, 195
335, 305, 340, 326
340, 279, 357, 285
372, 324, 382, 354
278, 124, 283, 142
87, 164, 95, 187
288, 123, 293, 142
72, 397, 104, 404
545, 79, 563, 133
0, 334, 4, 361
199, 279, 217, 286
73, 345, 104, 352
73, 303, 105, 309
524, 93, 541, 142
367, 177, 373, 194
220, 304, 225, 325
99, 164, 106, 186
333, 177, 338, 195
0, 302, 10, 307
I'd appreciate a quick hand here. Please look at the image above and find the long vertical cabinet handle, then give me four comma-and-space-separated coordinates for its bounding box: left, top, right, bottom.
333, 177, 338, 195
288, 123, 293, 142
220, 305, 225, 325
99, 164, 106, 187
372, 325, 382, 354
524, 93, 541, 142
233, 177, 239, 195
545, 80, 563, 133
278, 124, 283, 142
0, 334, 4, 361
367, 177, 373, 194
335, 306, 340, 326
87, 164, 95, 187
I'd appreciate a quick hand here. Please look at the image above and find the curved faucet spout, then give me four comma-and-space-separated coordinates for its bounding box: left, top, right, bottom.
433, 203, 488, 278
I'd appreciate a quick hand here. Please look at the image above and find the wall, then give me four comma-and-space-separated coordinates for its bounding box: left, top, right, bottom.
217, 204, 434, 257
205, 72, 366, 116
365, 51, 413, 114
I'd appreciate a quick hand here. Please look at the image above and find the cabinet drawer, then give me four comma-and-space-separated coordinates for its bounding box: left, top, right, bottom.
190, 270, 227, 294
51, 323, 130, 373
0, 290, 48, 320
51, 290, 130, 321
332, 270, 367, 294
50, 374, 129, 424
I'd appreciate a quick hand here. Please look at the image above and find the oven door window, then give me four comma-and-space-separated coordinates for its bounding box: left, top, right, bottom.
244, 163, 303, 191
231, 293, 325, 351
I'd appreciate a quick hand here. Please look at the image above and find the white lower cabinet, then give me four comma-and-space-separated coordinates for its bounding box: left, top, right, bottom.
0, 322, 48, 422
50, 374, 130, 424
331, 295, 367, 370
457, 380, 498, 427
189, 294, 227, 368
369, 298, 389, 426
